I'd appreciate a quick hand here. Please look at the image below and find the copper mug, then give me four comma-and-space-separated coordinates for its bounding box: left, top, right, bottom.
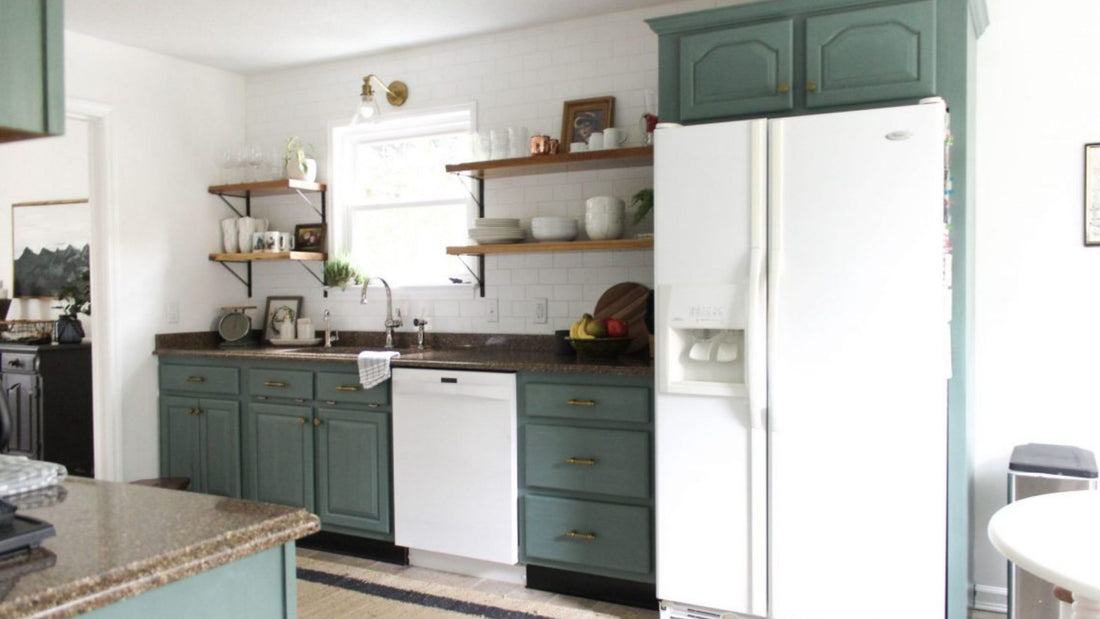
548, 138, 560, 154
530, 134, 551, 155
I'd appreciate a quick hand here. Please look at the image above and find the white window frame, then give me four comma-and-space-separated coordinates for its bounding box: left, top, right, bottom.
328, 103, 477, 297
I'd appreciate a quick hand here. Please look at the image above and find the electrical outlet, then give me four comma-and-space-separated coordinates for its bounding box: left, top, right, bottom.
533, 298, 547, 324
485, 299, 499, 323
166, 301, 180, 324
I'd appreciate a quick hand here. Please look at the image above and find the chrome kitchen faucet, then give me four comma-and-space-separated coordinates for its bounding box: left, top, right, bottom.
361, 277, 402, 348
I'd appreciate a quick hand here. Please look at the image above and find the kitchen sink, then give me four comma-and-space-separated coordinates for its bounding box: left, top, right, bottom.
271, 345, 423, 357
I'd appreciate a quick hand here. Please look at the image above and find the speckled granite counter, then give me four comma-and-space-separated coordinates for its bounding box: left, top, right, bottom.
154, 332, 653, 376
0, 478, 318, 619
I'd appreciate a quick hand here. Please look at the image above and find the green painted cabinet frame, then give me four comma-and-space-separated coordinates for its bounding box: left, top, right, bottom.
0, 0, 64, 142
159, 395, 241, 498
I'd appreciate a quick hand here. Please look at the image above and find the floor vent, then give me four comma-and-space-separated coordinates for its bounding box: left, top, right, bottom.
660, 601, 748, 619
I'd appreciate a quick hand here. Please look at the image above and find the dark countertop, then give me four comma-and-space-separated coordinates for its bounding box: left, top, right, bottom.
0, 478, 318, 619
154, 332, 654, 376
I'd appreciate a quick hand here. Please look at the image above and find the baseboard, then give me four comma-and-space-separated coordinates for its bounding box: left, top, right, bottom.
298, 531, 408, 565
407, 549, 526, 585
972, 584, 1008, 614
526, 565, 657, 610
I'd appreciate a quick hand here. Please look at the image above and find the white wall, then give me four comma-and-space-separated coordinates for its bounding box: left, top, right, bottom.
62, 32, 246, 480
241, 1, 728, 336
973, 0, 1100, 599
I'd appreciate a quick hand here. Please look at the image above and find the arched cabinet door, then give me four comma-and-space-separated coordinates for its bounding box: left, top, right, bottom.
679, 19, 793, 121
805, 0, 936, 109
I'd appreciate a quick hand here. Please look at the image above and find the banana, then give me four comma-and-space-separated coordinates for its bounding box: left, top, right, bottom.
575, 314, 595, 340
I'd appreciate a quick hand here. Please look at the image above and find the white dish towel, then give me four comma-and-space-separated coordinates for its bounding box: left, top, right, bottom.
358, 350, 401, 389
0, 454, 67, 497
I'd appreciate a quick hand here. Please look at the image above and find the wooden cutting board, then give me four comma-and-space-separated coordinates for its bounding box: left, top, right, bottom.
593, 282, 650, 354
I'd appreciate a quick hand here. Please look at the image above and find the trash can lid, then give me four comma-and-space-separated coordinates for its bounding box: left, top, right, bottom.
1009, 443, 1098, 478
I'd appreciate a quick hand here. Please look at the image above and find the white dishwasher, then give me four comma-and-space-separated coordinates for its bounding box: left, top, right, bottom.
391, 367, 518, 564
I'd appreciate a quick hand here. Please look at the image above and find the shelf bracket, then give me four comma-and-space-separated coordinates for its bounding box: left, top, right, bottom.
293, 188, 325, 220
297, 261, 325, 287
453, 256, 484, 296
216, 261, 252, 297
216, 194, 246, 218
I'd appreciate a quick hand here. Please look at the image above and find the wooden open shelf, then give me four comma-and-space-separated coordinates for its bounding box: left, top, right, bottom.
209, 251, 326, 262
208, 179, 326, 196
447, 238, 653, 256
445, 146, 653, 179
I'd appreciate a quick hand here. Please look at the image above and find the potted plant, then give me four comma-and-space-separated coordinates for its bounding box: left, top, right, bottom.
323, 254, 364, 290
631, 187, 653, 224
284, 136, 317, 182
54, 270, 90, 344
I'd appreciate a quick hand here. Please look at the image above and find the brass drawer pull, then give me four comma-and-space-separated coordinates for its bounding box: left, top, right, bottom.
778, 82, 789, 94
566, 399, 596, 407
187, 408, 198, 416
335, 385, 361, 392
264, 381, 289, 388
185, 376, 205, 383
565, 457, 597, 466
806, 80, 818, 92
566, 531, 597, 541
313, 418, 323, 427
297, 416, 308, 425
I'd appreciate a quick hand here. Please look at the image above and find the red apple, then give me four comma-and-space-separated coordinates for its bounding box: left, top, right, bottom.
605, 318, 629, 338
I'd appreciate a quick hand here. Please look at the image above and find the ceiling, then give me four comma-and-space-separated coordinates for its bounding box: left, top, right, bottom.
65, 0, 688, 74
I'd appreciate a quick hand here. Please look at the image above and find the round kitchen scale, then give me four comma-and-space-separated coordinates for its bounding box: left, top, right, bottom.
217, 305, 257, 347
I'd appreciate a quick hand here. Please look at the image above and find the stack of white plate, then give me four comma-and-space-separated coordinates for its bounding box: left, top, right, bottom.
531, 216, 578, 241
470, 218, 523, 244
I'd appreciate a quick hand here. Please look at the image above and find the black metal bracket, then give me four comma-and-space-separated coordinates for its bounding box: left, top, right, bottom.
217, 261, 252, 298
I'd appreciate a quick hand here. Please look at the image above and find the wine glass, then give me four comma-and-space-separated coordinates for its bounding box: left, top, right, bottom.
245, 145, 263, 182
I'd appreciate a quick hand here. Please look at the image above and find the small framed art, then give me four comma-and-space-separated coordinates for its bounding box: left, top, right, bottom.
561, 96, 615, 147
263, 295, 302, 342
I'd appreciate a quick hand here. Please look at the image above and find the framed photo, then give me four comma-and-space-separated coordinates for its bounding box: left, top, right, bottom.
263, 295, 302, 342
11, 199, 90, 297
1086, 144, 1100, 245
561, 96, 615, 147
295, 223, 325, 252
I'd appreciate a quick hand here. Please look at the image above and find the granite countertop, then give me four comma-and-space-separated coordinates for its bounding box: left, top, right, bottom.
154, 332, 654, 376
0, 478, 318, 619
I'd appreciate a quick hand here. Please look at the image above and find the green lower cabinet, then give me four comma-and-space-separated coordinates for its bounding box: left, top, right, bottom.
246, 402, 315, 511
159, 396, 241, 497
314, 406, 391, 535
523, 495, 652, 578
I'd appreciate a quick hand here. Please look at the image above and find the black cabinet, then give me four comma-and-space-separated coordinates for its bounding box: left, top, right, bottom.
0, 344, 93, 477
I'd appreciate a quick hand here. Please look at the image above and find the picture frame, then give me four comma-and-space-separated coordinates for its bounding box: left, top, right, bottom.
263, 295, 302, 343
560, 96, 615, 147
11, 199, 91, 297
1086, 144, 1100, 245
294, 223, 326, 252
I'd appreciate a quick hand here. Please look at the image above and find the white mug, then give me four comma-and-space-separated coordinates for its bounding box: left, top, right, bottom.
221, 218, 238, 253
236, 217, 255, 254
281, 232, 295, 251
584, 196, 625, 240
602, 127, 627, 149
570, 141, 587, 153
587, 131, 604, 150
278, 319, 295, 341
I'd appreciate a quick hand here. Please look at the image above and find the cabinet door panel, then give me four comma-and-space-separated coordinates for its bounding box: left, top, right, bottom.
679, 19, 793, 121
160, 396, 200, 485
3, 373, 38, 458
199, 398, 241, 498
247, 402, 313, 510
525, 425, 650, 499
805, 0, 935, 108
315, 407, 391, 534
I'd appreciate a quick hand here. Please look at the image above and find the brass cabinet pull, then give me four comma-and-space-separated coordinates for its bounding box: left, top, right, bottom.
806, 81, 818, 92
778, 82, 789, 93
334, 385, 361, 392
264, 381, 288, 388
565, 457, 597, 466
366, 403, 380, 409
566, 399, 596, 407
313, 418, 323, 427
566, 531, 597, 541
185, 376, 205, 383
189, 408, 202, 416
297, 416, 308, 425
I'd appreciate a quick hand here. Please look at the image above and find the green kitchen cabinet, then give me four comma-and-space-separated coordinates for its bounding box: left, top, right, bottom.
245, 401, 314, 510
0, 0, 64, 142
159, 396, 241, 497
649, 0, 937, 122
314, 406, 391, 536
679, 19, 794, 121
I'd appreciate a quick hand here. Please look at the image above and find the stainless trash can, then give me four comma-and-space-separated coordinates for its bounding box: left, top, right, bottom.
1007, 443, 1097, 619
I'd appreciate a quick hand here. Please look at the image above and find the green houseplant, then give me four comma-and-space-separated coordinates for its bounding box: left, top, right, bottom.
54, 269, 90, 343
323, 254, 364, 290
284, 136, 317, 182
631, 187, 654, 224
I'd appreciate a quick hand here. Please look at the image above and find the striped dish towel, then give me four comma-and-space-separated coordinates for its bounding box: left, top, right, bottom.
0, 455, 66, 497
358, 350, 401, 389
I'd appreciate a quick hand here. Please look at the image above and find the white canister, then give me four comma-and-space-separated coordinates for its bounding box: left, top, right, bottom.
602, 127, 627, 149
296, 318, 313, 340
585, 196, 625, 240
587, 131, 604, 150
221, 218, 238, 253
236, 217, 255, 254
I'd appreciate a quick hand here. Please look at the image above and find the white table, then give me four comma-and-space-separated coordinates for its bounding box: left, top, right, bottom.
989, 490, 1100, 619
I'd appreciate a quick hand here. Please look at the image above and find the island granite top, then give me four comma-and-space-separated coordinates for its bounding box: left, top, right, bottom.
0, 478, 318, 619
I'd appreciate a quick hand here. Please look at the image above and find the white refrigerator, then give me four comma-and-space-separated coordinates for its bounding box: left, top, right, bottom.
654, 101, 949, 619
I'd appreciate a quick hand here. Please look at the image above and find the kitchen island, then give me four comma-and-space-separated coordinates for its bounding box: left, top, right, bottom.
0, 477, 318, 619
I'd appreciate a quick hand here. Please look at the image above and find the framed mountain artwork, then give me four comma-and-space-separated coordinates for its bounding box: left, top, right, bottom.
12, 199, 91, 298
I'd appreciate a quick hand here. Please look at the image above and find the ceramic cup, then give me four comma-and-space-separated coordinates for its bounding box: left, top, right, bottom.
584, 196, 625, 240
587, 131, 604, 150
570, 141, 587, 153
236, 217, 255, 254
262, 231, 280, 252
280, 232, 295, 251
221, 218, 238, 253
602, 127, 627, 149
297, 318, 313, 340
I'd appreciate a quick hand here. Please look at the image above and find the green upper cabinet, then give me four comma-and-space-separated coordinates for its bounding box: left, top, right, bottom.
649, 0, 939, 122
805, 1, 936, 109
0, 0, 64, 142
680, 19, 794, 121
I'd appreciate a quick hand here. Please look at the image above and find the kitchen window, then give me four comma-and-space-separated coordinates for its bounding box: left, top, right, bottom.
331, 105, 474, 289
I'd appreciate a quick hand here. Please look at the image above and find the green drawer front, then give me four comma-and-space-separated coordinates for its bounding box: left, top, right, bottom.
248, 368, 313, 400
523, 495, 651, 575
525, 425, 650, 499
315, 372, 389, 407
160, 364, 240, 395
524, 383, 650, 423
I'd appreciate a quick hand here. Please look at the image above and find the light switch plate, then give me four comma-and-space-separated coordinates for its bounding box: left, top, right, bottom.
533, 298, 547, 323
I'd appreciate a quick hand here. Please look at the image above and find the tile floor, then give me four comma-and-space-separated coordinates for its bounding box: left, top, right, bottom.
299, 548, 1006, 619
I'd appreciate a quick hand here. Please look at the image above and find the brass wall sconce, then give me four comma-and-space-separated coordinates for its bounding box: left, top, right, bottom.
351, 74, 409, 124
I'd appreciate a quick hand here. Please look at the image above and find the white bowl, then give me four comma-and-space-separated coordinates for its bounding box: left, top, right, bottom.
475, 218, 520, 228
